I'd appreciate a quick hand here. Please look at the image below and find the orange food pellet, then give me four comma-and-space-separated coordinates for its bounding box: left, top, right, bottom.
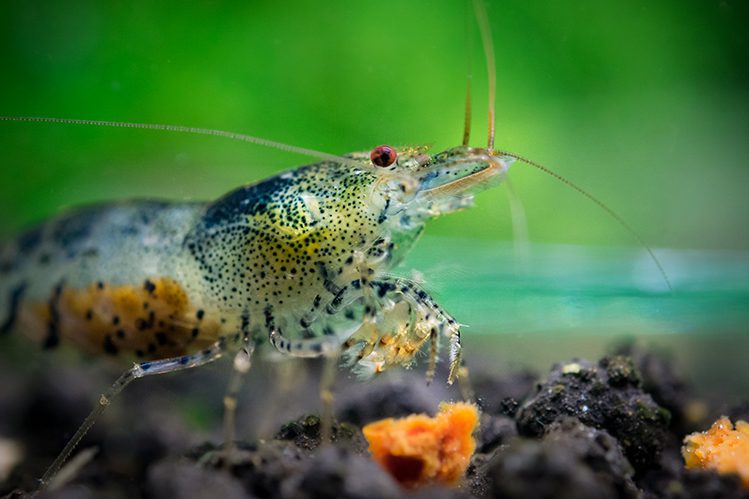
682, 416, 749, 488
362, 402, 479, 488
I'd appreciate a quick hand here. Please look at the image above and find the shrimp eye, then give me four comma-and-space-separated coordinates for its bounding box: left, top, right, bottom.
370, 145, 397, 167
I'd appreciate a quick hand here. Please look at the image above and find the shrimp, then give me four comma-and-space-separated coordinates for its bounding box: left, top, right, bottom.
0, 0, 670, 492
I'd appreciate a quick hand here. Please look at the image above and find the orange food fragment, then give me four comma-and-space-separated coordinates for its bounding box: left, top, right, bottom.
362, 402, 479, 488
682, 416, 749, 488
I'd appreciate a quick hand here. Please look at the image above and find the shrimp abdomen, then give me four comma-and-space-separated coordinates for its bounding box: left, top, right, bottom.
0, 201, 221, 358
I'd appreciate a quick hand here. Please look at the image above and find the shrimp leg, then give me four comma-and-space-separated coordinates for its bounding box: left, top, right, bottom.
38, 339, 230, 492
222, 340, 255, 466
375, 277, 461, 377
347, 277, 463, 383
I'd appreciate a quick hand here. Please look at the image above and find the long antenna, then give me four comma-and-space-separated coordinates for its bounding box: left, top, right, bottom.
0, 116, 365, 169
472, 0, 496, 150
462, 0, 473, 146
462, 80, 473, 147
496, 149, 673, 290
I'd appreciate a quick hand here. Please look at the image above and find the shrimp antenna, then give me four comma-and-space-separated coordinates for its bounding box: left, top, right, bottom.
461, 76, 473, 147
469, 1, 669, 289
0, 116, 365, 168
472, 0, 496, 151
461, 0, 473, 146
496, 149, 673, 290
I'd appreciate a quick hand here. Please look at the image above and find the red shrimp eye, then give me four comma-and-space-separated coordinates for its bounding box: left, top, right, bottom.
370, 145, 397, 167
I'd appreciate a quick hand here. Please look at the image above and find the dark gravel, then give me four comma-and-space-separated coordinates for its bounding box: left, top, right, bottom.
483, 418, 639, 499
1, 346, 748, 499
515, 355, 671, 470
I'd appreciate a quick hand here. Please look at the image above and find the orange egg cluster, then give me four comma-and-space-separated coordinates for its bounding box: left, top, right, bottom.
362, 402, 479, 488
682, 416, 749, 488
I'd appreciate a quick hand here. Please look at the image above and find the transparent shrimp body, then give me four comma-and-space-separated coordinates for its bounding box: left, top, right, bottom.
193, 145, 513, 381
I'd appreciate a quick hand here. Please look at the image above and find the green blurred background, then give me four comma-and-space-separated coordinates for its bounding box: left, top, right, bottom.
0, 0, 747, 369
1, 0, 747, 248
